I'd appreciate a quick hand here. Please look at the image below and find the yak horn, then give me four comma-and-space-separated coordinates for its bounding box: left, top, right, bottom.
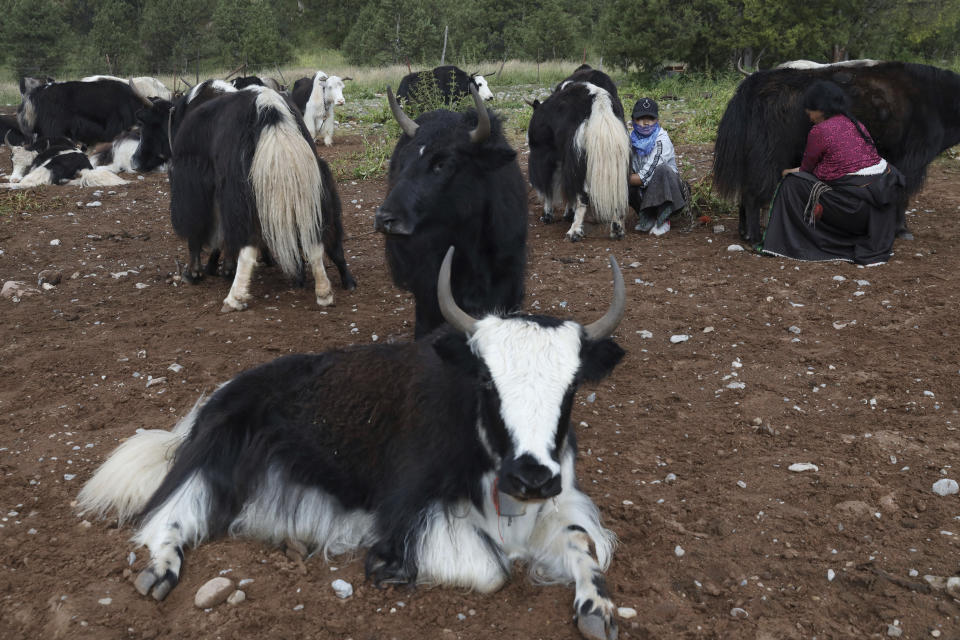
437, 246, 478, 336
468, 84, 490, 144
387, 86, 419, 138
583, 256, 626, 340
737, 57, 751, 77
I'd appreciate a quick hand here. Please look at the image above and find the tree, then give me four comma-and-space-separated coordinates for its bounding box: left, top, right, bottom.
89, 0, 140, 74
2, 0, 71, 77
212, 0, 292, 68
342, 0, 443, 66
139, 0, 215, 76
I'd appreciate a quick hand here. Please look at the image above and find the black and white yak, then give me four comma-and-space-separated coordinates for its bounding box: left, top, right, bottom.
374, 86, 527, 338
147, 85, 354, 310
82, 75, 173, 101
17, 76, 151, 145
291, 71, 350, 146
78, 247, 626, 640
556, 64, 625, 121
527, 82, 630, 241
713, 60, 960, 243
3, 137, 128, 189
396, 65, 494, 108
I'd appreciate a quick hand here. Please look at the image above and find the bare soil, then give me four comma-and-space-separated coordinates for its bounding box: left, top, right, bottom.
1, 131, 959, 640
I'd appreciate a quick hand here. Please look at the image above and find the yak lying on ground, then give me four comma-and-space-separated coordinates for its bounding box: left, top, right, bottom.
291, 71, 350, 146
527, 81, 630, 241
78, 247, 625, 640
375, 86, 527, 338
18, 76, 150, 145
713, 61, 960, 243
556, 64, 624, 121
88, 128, 167, 174
137, 84, 354, 310
1, 115, 26, 148
82, 75, 173, 101
396, 65, 494, 109
3, 137, 128, 188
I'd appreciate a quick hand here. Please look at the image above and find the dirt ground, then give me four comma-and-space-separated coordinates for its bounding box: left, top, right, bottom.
1, 125, 959, 640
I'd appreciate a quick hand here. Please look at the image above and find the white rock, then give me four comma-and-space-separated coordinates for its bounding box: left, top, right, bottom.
586, 392, 596, 403
730, 607, 749, 619
923, 390, 935, 397
331, 579, 353, 598
703, 326, 714, 333
726, 382, 746, 390
788, 325, 801, 334
194, 577, 234, 608
788, 463, 819, 472
887, 623, 903, 637
617, 607, 637, 619
168, 364, 184, 373
665, 473, 677, 483
98, 597, 112, 605
670, 334, 689, 343
85, 201, 102, 207
932, 479, 959, 496
674, 545, 685, 557
145, 377, 167, 388
636, 330, 653, 339
832, 275, 846, 281
727, 244, 744, 252
50, 239, 61, 246
827, 569, 836, 581
63, 474, 76, 481
737, 480, 747, 489
227, 590, 246, 605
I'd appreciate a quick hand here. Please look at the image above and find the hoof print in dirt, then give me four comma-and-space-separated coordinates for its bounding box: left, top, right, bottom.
577, 611, 618, 640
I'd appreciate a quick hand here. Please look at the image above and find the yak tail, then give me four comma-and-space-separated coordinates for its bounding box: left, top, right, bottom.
250, 89, 325, 278
76, 400, 200, 524
576, 86, 629, 224
712, 84, 750, 201
70, 168, 130, 187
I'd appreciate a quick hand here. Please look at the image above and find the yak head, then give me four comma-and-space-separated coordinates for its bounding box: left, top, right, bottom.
133, 98, 175, 167
373, 85, 515, 236
434, 247, 625, 502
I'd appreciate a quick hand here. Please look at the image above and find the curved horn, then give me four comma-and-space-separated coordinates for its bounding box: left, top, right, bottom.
468, 84, 490, 144
387, 86, 419, 138
437, 246, 479, 336
128, 79, 153, 108
583, 256, 626, 340
737, 57, 751, 77
4, 131, 14, 147
342, 76, 353, 81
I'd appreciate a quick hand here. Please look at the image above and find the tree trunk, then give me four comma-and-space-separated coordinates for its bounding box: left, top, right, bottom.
440, 25, 448, 65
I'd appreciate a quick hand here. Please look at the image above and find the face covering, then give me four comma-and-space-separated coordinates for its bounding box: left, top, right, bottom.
631, 122, 660, 156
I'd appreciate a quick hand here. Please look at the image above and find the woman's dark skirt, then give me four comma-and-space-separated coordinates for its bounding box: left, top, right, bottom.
630, 165, 688, 231
761, 168, 904, 265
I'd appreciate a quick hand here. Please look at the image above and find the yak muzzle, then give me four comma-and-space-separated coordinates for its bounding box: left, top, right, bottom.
498, 456, 562, 501
373, 207, 413, 236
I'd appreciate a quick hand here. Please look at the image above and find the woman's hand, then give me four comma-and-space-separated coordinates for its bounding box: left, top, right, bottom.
781, 167, 800, 177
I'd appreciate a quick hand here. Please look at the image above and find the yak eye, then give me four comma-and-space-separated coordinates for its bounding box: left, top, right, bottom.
432, 159, 445, 174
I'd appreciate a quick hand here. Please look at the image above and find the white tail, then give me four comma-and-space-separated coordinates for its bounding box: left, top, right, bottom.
70, 168, 130, 187
77, 402, 198, 523
250, 89, 325, 277
575, 85, 629, 225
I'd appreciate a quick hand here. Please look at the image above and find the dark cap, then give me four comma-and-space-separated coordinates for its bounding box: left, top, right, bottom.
632, 97, 658, 119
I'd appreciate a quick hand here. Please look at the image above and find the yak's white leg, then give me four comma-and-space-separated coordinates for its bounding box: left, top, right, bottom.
527, 452, 618, 640
221, 245, 258, 312
565, 198, 589, 242
132, 474, 211, 601
319, 115, 334, 147
306, 244, 334, 307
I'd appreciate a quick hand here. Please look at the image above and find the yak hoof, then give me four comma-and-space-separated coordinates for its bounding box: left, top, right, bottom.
341, 275, 357, 291
221, 296, 249, 313
182, 269, 203, 284
610, 222, 624, 240
316, 293, 335, 307
577, 612, 618, 640
133, 569, 159, 596
323, 138, 333, 147
566, 229, 584, 243
541, 212, 555, 224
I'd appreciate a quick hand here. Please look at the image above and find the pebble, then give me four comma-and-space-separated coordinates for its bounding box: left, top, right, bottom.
98, 597, 112, 605
729, 607, 749, 618
331, 579, 353, 599
85, 201, 102, 207
737, 480, 747, 489
727, 244, 744, 252
637, 330, 653, 339
788, 325, 801, 334
194, 577, 234, 608
827, 569, 836, 581
2, 281, 41, 299
168, 363, 183, 373
703, 326, 714, 333
932, 479, 958, 496
674, 545, 685, 557
586, 392, 596, 403
887, 624, 903, 637
788, 463, 819, 472
712, 224, 725, 234
617, 607, 637, 619
37, 269, 61, 286
665, 473, 677, 483
670, 334, 689, 343
50, 239, 61, 246
227, 590, 246, 605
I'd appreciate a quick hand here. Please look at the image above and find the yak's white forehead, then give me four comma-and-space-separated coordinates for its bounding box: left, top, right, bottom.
473, 75, 494, 100
469, 317, 582, 473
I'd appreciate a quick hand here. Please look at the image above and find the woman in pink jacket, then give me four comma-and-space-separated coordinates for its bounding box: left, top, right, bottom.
761, 80, 904, 264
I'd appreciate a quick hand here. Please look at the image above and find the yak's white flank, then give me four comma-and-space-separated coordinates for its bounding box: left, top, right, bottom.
574, 82, 629, 227
77, 401, 200, 523
303, 71, 328, 140
222, 245, 258, 312
230, 468, 375, 558
69, 168, 129, 187
90, 137, 139, 172
472, 75, 494, 101
250, 88, 326, 284
469, 318, 583, 474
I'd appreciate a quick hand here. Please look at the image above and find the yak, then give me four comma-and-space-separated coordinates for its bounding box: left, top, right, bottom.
396, 65, 494, 109
714, 61, 960, 243
374, 85, 527, 338
78, 247, 625, 640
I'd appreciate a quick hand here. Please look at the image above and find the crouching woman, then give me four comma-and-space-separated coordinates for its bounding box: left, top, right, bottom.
761, 80, 905, 265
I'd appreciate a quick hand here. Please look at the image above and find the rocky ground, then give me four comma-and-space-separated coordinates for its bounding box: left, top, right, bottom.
0, 97, 959, 640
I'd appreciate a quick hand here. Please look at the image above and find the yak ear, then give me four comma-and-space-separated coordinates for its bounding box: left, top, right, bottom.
579, 338, 625, 383
431, 331, 479, 374
468, 145, 516, 171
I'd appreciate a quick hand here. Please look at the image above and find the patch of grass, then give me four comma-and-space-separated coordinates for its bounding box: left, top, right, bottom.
329, 132, 393, 182
0, 191, 63, 218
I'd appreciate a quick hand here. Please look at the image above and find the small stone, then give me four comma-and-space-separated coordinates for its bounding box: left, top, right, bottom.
674, 545, 685, 557
85, 201, 102, 207
331, 579, 353, 599
712, 224, 725, 234
637, 330, 653, 339
194, 577, 234, 608
617, 607, 637, 619
887, 624, 903, 637
670, 334, 689, 343
737, 480, 747, 489
665, 473, 677, 483
932, 479, 959, 496
168, 364, 183, 373
98, 598, 112, 605
2, 281, 41, 299
127, 551, 136, 566
931, 630, 941, 638
37, 270, 62, 286
703, 326, 714, 333
827, 569, 836, 581
227, 590, 246, 605
787, 325, 801, 334
586, 392, 596, 403
730, 607, 749, 619
788, 463, 819, 472
727, 244, 744, 252
50, 239, 61, 245
145, 377, 166, 388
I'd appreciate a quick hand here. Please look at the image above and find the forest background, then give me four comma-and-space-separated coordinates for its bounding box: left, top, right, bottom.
1, 0, 959, 82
